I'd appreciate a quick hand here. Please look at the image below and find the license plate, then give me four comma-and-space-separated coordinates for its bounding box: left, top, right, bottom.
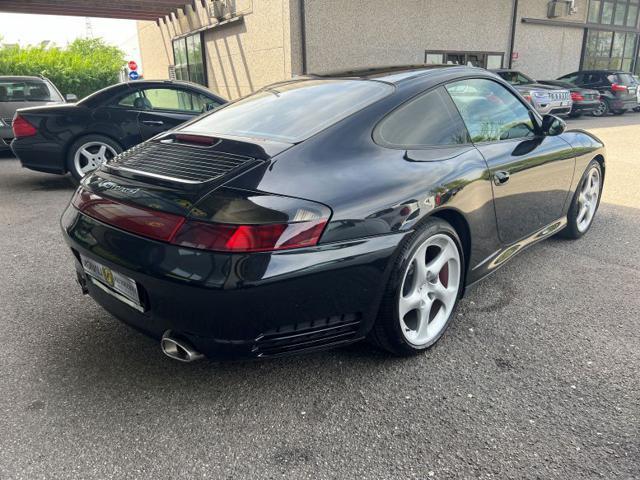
80, 255, 142, 310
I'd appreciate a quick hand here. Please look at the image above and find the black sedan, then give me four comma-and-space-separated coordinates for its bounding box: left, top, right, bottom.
538, 79, 601, 118
11, 80, 226, 181
61, 66, 605, 361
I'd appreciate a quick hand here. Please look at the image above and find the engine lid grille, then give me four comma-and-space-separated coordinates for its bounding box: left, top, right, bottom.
107, 141, 257, 184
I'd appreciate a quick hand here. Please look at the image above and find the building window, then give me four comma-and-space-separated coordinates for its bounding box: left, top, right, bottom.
587, 0, 640, 28
424, 51, 504, 69
583, 29, 638, 70
172, 33, 206, 86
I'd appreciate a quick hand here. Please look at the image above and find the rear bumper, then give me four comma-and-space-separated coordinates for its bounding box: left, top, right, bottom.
11, 137, 67, 174
572, 100, 600, 114
61, 205, 406, 359
609, 98, 638, 111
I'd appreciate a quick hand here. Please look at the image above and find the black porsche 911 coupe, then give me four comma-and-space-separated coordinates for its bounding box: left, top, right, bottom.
61, 65, 605, 362
11, 80, 226, 181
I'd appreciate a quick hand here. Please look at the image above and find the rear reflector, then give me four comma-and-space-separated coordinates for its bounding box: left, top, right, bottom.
12, 115, 37, 138
71, 188, 185, 242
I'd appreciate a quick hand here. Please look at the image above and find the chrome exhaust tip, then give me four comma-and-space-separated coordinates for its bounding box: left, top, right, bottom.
161, 330, 204, 363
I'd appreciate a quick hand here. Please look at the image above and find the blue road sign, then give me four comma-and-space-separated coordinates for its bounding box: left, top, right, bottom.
128, 71, 139, 81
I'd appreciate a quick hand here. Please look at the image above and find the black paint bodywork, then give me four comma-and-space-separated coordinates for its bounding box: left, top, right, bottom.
11, 80, 226, 175
61, 66, 606, 359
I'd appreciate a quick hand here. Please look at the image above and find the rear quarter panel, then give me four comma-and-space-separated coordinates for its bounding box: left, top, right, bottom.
225, 83, 500, 284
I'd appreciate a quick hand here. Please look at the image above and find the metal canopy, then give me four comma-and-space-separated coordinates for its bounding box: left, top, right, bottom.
0, 0, 202, 20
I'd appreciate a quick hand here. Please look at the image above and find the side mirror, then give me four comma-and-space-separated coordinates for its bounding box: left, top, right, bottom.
540, 114, 566, 136
65, 93, 78, 102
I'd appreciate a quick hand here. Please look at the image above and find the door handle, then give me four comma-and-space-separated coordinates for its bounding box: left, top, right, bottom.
493, 171, 510, 185
142, 120, 164, 126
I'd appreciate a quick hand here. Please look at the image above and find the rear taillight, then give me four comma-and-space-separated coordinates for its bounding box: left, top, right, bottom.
171, 187, 330, 252
172, 219, 327, 252
71, 188, 185, 242
71, 187, 331, 253
12, 115, 37, 138
522, 94, 532, 103
571, 92, 584, 101
611, 83, 627, 92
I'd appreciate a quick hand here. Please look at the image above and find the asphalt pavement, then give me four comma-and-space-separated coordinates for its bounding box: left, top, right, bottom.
0, 115, 639, 479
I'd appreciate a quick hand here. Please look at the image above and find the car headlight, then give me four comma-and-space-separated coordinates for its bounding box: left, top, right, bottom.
532, 91, 549, 99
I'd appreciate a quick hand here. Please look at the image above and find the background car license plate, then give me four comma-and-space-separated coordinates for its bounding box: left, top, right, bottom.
80, 255, 141, 308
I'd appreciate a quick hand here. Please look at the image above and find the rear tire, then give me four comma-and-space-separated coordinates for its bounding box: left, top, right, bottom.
559, 160, 602, 240
369, 218, 464, 356
67, 134, 122, 183
592, 100, 609, 117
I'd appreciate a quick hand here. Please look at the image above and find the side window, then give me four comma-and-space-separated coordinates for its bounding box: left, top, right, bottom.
117, 91, 143, 107
375, 87, 469, 148
191, 93, 223, 112
446, 78, 535, 143
583, 73, 602, 85
561, 73, 580, 84
140, 88, 213, 113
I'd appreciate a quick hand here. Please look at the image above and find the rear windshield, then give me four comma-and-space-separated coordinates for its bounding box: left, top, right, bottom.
608, 73, 635, 85
0, 79, 62, 102
180, 79, 394, 143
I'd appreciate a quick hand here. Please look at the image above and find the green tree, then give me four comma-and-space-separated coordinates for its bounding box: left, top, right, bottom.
0, 38, 125, 99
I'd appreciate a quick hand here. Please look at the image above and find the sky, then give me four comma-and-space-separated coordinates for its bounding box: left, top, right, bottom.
0, 13, 143, 72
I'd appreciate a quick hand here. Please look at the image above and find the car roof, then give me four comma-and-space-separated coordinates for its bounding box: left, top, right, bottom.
0, 75, 49, 82
308, 64, 482, 84
573, 70, 629, 74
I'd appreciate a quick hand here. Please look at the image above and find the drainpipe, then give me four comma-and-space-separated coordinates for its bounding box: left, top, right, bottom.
508, 0, 519, 68
299, 0, 308, 74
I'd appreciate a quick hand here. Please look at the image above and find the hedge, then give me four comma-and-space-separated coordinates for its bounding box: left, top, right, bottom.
0, 38, 126, 99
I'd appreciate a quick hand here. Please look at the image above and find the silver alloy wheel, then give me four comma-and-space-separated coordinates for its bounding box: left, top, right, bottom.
398, 233, 461, 347
576, 166, 601, 233
592, 101, 607, 117
73, 141, 117, 177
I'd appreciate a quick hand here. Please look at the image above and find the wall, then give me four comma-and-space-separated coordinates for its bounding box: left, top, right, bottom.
203, 0, 294, 99
137, 0, 302, 100
303, 0, 514, 73
137, 20, 174, 80
512, 0, 588, 79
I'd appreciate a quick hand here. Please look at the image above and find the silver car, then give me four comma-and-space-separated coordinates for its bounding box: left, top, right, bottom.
491, 69, 572, 116
0, 76, 73, 150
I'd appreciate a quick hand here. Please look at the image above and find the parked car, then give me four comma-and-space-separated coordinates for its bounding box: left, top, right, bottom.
61, 65, 605, 362
633, 75, 640, 112
491, 69, 572, 116
558, 70, 638, 116
11, 80, 226, 181
537, 79, 600, 118
0, 75, 71, 151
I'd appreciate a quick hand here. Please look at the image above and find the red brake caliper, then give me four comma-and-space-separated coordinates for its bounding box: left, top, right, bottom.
439, 263, 449, 288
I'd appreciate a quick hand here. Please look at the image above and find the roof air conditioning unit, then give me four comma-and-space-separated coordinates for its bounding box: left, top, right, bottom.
547, 0, 576, 18
209, 0, 232, 21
